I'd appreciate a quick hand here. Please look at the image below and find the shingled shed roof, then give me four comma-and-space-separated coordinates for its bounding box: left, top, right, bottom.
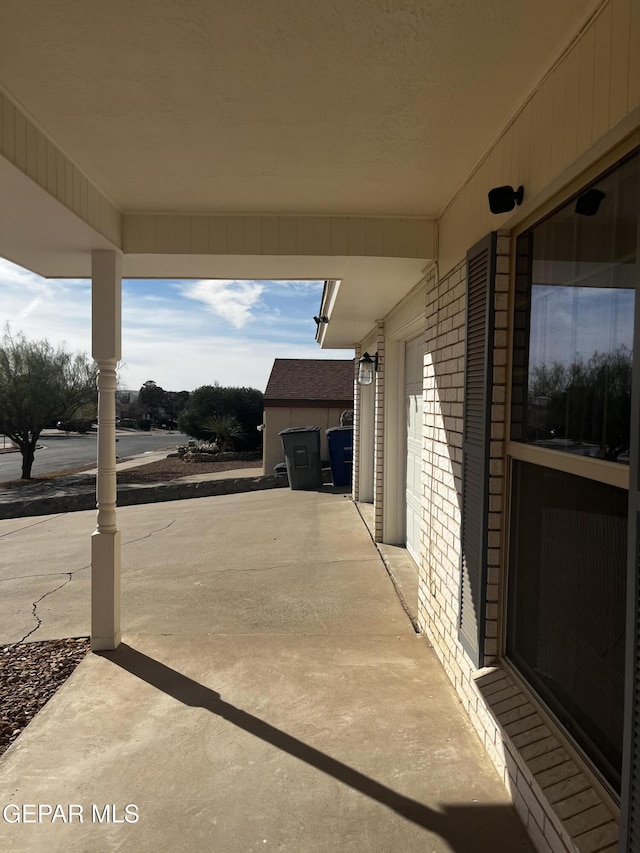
264, 359, 354, 404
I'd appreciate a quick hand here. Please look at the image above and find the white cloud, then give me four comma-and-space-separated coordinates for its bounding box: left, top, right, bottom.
118, 334, 352, 393
0, 259, 352, 392
180, 280, 265, 328
19, 298, 42, 319
0, 259, 92, 353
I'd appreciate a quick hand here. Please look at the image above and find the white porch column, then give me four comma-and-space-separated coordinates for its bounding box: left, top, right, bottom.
91, 249, 122, 651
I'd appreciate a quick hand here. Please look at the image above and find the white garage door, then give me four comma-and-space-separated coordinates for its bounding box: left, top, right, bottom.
405, 335, 425, 564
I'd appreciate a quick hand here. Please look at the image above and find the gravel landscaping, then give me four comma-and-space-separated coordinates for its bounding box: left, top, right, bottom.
0, 638, 90, 758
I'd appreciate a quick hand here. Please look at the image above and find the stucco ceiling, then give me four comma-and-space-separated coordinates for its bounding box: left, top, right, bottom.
0, 1, 601, 345
0, 0, 595, 217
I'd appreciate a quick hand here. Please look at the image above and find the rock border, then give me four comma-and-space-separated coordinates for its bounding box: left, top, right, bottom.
0, 474, 289, 519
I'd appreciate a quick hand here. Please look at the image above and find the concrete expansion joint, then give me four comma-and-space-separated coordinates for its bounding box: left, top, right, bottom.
352, 502, 421, 635
378, 557, 421, 635
0, 514, 66, 539
193, 556, 385, 578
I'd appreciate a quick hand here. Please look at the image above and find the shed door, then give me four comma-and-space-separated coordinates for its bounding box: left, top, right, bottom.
405, 335, 425, 564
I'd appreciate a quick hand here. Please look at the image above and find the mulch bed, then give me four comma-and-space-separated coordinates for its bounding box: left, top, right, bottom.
116, 457, 262, 483
0, 638, 90, 758
1, 456, 263, 490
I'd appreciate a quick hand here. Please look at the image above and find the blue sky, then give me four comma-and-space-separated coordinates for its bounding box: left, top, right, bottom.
0, 258, 353, 392
529, 282, 634, 370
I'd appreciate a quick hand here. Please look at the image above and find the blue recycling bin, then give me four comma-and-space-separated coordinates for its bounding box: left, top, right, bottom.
326, 426, 353, 487
279, 426, 323, 490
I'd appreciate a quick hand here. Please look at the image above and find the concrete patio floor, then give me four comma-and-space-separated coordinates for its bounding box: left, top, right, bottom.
0, 489, 534, 852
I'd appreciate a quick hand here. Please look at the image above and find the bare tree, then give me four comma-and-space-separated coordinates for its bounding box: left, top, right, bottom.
529, 346, 632, 461
0, 330, 98, 478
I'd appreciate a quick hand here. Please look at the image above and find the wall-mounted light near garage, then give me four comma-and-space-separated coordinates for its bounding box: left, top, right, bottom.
357, 352, 378, 386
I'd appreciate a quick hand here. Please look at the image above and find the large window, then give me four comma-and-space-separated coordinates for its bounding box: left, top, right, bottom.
507, 150, 639, 795
507, 461, 627, 791
511, 154, 637, 462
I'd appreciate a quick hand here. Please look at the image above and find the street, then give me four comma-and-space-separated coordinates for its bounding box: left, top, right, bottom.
0, 431, 189, 482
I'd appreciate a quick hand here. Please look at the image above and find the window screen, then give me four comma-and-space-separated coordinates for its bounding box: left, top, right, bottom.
506, 461, 627, 792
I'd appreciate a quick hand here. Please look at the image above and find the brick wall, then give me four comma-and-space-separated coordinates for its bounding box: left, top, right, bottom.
421, 258, 466, 687
418, 234, 618, 853
373, 321, 385, 542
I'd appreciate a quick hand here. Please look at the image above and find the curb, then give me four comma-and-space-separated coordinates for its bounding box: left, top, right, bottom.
0, 475, 289, 519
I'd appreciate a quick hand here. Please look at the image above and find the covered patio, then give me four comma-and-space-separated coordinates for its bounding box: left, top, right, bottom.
0, 487, 533, 852
0, 0, 591, 651
2, 3, 637, 850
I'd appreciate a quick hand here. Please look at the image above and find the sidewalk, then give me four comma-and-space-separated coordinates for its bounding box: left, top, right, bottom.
0, 488, 534, 852
0, 449, 284, 519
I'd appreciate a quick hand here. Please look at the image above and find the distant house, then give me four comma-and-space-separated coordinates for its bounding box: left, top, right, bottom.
262, 359, 354, 475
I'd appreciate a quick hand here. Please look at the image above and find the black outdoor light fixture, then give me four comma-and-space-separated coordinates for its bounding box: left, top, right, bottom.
488, 184, 525, 214
358, 352, 378, 386
313, 315, 329, 325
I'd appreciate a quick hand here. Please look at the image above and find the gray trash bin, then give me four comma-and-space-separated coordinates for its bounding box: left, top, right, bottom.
279, 426, 323, 490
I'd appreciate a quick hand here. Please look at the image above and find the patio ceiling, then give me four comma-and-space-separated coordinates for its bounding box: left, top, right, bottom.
0, 0, 598, 341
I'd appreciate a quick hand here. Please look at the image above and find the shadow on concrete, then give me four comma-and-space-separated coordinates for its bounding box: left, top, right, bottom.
318, 484, 352, 495
102, 644, 533, 852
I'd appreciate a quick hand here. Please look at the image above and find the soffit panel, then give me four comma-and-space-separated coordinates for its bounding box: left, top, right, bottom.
0, 155, 117, 278
0, 153, 426, 307
0, 0, 595, 216
318, 257, 429, 349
